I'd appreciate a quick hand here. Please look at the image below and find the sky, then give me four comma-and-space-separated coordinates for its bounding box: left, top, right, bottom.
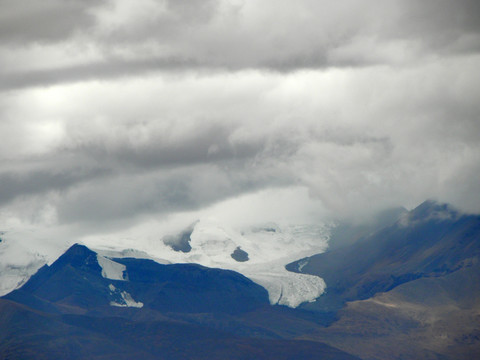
1, 0, 480, 243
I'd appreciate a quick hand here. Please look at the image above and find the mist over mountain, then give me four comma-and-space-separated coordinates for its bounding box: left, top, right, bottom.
289, 201, 480, 308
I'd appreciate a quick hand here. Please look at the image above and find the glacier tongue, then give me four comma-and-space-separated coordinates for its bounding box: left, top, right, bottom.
246, 268, 326, 308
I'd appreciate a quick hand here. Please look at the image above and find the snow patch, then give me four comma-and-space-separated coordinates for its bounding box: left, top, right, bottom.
97, 254, 127, 281
108, 284, 143, 308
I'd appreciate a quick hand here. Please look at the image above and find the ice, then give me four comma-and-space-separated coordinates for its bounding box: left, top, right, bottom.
97, 254, 127, 281
120, 291, 144, 308
108, 284, 143, 308
245, 266, 326, 307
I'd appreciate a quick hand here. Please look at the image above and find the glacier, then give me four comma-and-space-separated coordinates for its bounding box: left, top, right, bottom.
139, 219, 330, 307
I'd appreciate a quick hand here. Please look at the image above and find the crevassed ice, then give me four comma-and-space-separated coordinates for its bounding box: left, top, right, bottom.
247, 268, 326, 308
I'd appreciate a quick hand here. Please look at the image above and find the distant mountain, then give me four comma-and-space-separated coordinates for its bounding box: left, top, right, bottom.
286, 200, 480, 359
288, 200, 480, 311
4, 243, 270, 315
0, 244, 360, 360
303, 260, 480, 360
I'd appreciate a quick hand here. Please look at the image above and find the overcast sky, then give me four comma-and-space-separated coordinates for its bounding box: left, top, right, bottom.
1, 0, 479, 240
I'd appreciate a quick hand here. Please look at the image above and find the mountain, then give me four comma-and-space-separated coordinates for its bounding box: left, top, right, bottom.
1, 243, 360, 360
2, 200, 480, 359
288, 200, 480, 311
286, 200, 480, 359
301, 261, 480, 360
4, 243, 270, 315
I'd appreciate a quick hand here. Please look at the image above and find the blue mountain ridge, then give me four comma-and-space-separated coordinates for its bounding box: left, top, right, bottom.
5, 243, 270, 315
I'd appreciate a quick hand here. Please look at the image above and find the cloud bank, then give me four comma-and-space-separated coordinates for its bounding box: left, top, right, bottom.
0, 0, 479, 242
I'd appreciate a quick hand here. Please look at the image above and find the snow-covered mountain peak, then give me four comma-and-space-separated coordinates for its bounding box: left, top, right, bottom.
0, 218, 330, 308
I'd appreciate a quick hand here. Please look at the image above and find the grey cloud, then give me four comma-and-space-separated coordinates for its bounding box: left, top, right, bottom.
48, 129, 395, 227
56, 121, 267, 174
0, 167, 110, 206
390, 0, 480, 47
334, 0, 480, 60
2, 0, 479, 91
94, 0, 480, 63
0, 0, 103, 44
54, 162, 293, 227
0, 119, 292, 219
0, 56, 201, 92
0, 118, 397, 226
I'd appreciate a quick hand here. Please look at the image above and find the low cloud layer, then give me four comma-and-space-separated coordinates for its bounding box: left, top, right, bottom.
0, 0, 479, 241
